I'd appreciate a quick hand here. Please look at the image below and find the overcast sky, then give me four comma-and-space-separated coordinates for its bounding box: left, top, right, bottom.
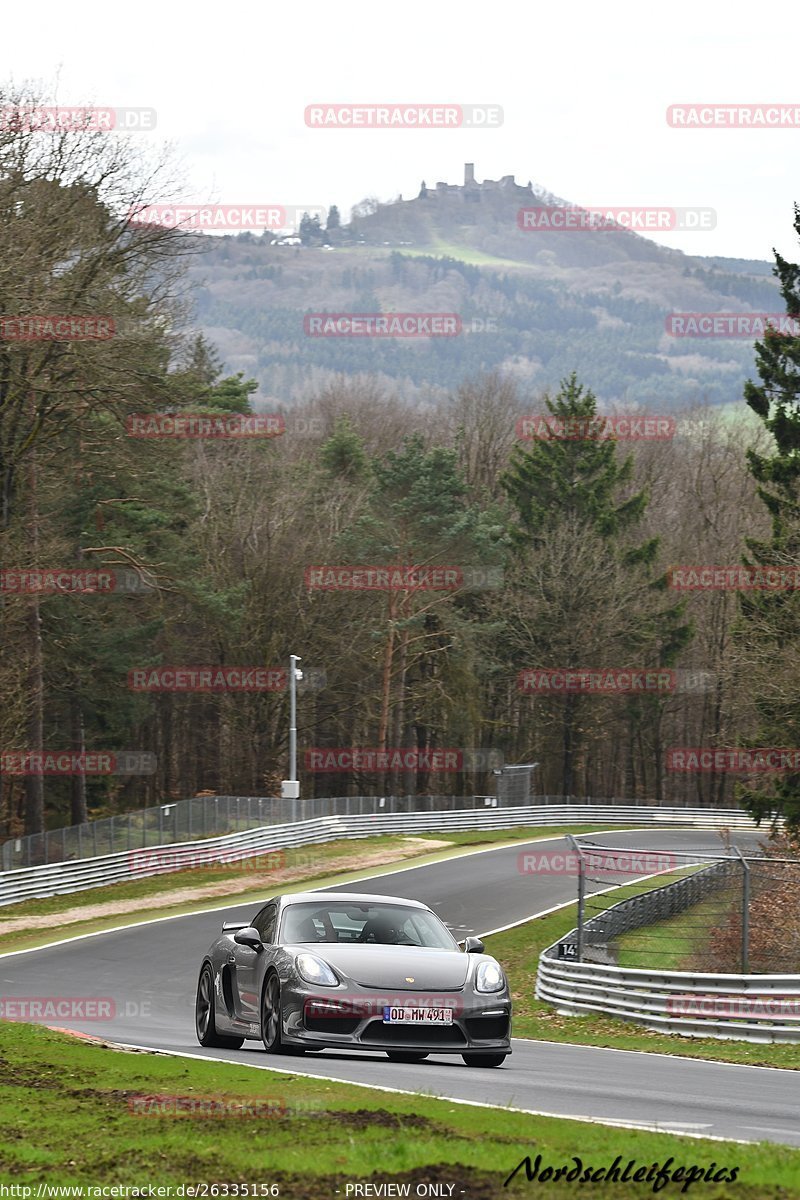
3, 0, 800, 262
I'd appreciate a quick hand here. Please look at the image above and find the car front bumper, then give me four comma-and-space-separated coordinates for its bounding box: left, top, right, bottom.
281, 986, 512, 1055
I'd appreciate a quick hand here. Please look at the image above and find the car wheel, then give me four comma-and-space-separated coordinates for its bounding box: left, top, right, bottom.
462, 1053, 507, 1067
261, 973, 284, 1053
260, 972, 306, 1055
195, 964, 244, 1049
385, 1051, 429, 1063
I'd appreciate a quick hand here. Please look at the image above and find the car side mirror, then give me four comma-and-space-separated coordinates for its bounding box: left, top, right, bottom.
233, 926, 263, 951
464, 936, 485, 954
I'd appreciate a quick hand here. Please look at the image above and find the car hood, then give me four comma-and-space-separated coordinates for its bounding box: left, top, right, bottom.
289, 943, 470, 989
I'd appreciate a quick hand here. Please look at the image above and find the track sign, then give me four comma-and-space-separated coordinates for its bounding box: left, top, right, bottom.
557, 941, 578, 960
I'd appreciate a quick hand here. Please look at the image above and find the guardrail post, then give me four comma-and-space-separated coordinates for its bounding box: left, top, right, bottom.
566, 834, 586, 962
735, 846, 750, 973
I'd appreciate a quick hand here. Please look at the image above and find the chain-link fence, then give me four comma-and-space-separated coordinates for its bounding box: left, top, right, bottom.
564, 836, 800, 975
0, 791, 528, 871
1, 788, 751, 874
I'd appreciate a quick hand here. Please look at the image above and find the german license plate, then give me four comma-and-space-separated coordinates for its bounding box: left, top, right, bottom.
383, 1006, 453, 1024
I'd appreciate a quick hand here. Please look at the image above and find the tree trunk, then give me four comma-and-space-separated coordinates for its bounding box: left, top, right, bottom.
390, 620, 409, 797
24, 431, 44, 836
70, 699, 88, 825
377, 594, 397, 793
562, 693, 577, 798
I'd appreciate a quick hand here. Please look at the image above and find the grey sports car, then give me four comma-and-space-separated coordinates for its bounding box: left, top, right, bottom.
195, 891, 511, 1066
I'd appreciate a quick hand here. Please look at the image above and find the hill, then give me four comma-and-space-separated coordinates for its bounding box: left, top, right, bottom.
185, 165, 780, 409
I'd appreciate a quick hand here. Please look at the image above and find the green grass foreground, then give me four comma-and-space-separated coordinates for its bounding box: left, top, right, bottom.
0, 1022, 796, 1197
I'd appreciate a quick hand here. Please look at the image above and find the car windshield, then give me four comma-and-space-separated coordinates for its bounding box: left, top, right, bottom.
280, 901, 459, 949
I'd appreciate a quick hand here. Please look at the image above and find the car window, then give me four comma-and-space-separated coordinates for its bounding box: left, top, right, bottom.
253, 903, 277, 943
280, 901, 457, 948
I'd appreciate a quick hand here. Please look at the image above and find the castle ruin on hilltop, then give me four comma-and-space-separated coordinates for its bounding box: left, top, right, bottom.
417, 163, 535, 201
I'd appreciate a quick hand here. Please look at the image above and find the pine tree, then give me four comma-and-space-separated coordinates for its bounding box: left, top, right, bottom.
501, 373, 690, 798
502, 373, 650, 546
320, 415, 368, 481
737, 208, 800, 829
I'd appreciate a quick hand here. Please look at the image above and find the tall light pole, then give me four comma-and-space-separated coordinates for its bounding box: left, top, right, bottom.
281, 655, 302, 800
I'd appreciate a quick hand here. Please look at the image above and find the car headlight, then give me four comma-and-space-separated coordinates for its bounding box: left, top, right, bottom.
295, 952, 339, 987
475, 958, 505, 992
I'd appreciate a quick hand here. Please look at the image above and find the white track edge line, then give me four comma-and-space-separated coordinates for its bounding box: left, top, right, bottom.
112, 1042, 754, 1146
0, 826, 665, 960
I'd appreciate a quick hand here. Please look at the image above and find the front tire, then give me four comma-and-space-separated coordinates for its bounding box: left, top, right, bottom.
260, 973, 306, 1055
385, 1051, 429, 1063
195, 964, 244, 1049
462, 1053, 507, 1067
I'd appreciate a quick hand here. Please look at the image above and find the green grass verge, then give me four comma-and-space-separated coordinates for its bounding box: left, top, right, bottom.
0, 1022, 795, 1196
0, 825, 618, 957
614, 886, 741, 970
485, 883, 800, 1070
391, 237, 534, 268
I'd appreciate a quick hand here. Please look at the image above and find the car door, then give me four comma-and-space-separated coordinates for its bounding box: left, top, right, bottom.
231, 902, 278, 1027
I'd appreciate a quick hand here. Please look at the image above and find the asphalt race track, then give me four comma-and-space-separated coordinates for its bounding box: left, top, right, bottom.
3, 827, 798, 1146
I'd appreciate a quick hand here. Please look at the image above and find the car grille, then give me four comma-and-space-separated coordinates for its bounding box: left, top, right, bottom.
465, 1015, 509, 1040
304, 1014, 360, 1035
363, 1021, 466, 1045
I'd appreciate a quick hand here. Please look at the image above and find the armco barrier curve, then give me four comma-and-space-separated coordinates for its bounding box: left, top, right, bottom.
536, 953, 800, 1043
0, 802, 764, 907
536, 854, 800, 1043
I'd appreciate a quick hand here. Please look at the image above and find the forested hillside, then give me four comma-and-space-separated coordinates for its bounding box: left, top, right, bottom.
2, 93, 799, 838
188, 174, 779, 408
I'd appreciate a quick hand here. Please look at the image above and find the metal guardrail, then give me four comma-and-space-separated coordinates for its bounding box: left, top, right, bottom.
1, 792, 516, 870
0, 792, 753, 871
0, 801, 764, 908
536, 852, 800, 1043
536, 953, 800, 1043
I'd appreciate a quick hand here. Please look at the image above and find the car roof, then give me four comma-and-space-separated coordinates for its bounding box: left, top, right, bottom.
279, 891, 428, 909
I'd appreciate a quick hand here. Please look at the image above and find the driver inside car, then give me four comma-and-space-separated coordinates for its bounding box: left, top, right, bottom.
291, 913, 326, 942
359, 916, 398, 944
